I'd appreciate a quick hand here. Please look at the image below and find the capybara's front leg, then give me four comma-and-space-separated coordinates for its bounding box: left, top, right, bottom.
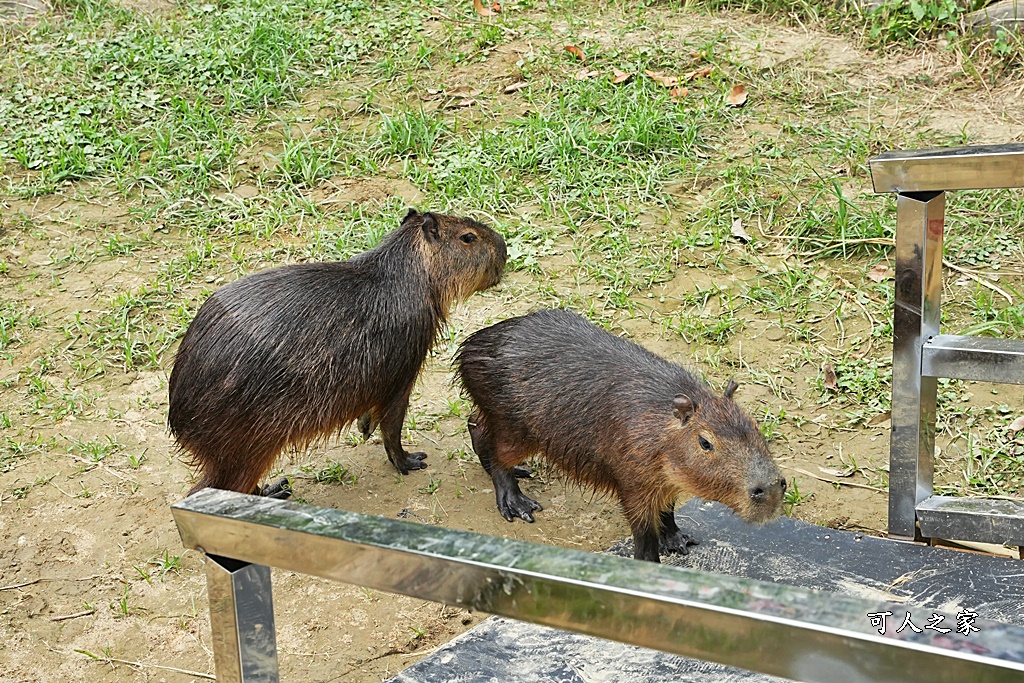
379, 386, 428, 474
658, 506, 697, 555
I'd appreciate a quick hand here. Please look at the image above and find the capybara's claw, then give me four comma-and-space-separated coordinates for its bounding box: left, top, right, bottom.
394, 452, 429, 474
255, 478, 292, 500
498, 491, 542, 523
512, 465, 533, 479
661, 530, 699, 555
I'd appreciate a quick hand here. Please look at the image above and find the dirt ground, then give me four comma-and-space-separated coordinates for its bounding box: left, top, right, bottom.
2, 4, 1024, 683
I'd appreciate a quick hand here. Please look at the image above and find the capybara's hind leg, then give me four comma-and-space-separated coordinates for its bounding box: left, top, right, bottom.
357, 410, 379, 440
487, 440, 542, 523
470, 410, 531, 479
255, 479, 292, 499
658, 505, 697, 555
379, 385, 428, 474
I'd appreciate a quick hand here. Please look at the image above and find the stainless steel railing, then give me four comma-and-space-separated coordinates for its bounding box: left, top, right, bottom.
869, 143, 1024, 546
172, 489, 1024, 683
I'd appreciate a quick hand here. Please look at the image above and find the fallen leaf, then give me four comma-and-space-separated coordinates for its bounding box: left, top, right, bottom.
644, 70, 678, 87
867, 411, 892, 426
668, 86, 688, 98
573, 68, 599, 80
1009, 415, 1024, 432
610, 68, 633, 85
491, 0, 501, 11
730, 217, 750, 243
503, 81, 529, 94
823, 362, 838, 391
867, 265, 892, 282
819, 466, 854, 478
683, 66, 713, 81
448, 98, 476, 108
726, 84, 748, 107
473, 0, 494, 16
564, 45, 586, 62
447, 86, 482, 96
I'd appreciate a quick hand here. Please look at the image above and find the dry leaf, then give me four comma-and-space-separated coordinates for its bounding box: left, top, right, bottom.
447, 86, 482, 96
819, 466, 854, 478
644, 70, 678, 87
823, 362, 838, 391
503, 81, 529, 94
683, 66, 713, 81
573, 68, 599, 80
451, 98, 476, 108
867, 411, 892, 426
491, 0, 501, 11
867, 265, 892, 282
610, 69, 633, 85
668, 87, 688, 98
726, 84, 748, 107
1009, 415, 1024, 432
730, 217, 750, 243
564, 45, 586, 62
473, 0, 494, 16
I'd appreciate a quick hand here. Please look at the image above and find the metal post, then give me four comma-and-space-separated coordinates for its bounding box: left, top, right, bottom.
888, 191, 945, 540
204, 554, 280, 683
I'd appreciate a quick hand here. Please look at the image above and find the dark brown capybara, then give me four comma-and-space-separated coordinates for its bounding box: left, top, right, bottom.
169, 209, 507, 497
455, 308, 786, 562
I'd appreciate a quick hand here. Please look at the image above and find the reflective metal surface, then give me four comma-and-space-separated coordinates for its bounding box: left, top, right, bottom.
205, 554, 279, 683
870, 144, 1024, 192
917, 495, 1024, 547
173, 489, 1024, 683
888, 191, 944, 540
922, 334, 1024, 384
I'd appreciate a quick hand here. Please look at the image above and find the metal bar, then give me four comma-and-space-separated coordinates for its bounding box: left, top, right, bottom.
889, 191, 945, 540
204, 554, 279, 683
869, 144, 1024, 192
918, 495, 1024, 547
173, 489, 1024, 683
922, 334, 1024, 384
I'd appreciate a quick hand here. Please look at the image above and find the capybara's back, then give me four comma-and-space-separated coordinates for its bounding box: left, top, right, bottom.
169, 209, 506, 496
456, 308, 785, 562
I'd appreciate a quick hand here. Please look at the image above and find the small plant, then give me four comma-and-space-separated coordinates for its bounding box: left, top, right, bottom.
783, 477, 813, 517
111, 584, 131, 618
311, 462, 357, 485
420, 477, 441, 495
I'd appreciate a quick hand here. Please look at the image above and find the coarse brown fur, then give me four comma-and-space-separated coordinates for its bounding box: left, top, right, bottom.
168, 209, 507, 496
455, 308, 786, 562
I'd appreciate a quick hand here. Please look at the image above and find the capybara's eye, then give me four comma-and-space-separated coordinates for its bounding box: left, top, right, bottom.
698, 436, 713, 452
460, 232, 478, 244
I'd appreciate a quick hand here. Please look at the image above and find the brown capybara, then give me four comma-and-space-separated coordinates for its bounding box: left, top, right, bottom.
169, 209, 507, 497
455, 308, 786, 562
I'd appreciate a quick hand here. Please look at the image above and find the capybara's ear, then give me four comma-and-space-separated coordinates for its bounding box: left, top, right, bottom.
724, 379, 739, 398
421, 212, 441, 242
402, 207, 419, 223
672, 394, 696, 425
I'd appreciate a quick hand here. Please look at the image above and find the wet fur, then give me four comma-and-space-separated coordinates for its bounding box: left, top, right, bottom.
455, 308, 784, 562
169, 210, 506, 495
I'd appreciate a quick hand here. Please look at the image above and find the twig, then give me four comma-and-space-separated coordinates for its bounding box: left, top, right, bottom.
0, 578, 40, 592
75, 650, 215, 680
943, 258, 1013, 304
789, 467, 887, 494
50, 608, 95, 622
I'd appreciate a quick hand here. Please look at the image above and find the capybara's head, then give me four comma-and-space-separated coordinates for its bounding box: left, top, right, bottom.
404, 208, 507, 306
663, 380, 785, 525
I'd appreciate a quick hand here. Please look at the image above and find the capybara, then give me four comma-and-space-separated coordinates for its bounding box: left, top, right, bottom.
455, 308, 786, 562
169, 209, 507, 496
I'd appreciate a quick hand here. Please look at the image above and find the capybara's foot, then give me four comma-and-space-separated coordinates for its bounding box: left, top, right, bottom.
512, 465, 532, 479
254, 478, 292, 500
660, 529, 698, 555
394, 451, 428, 474
497, 488, 543, 523
358, 411, 378, 440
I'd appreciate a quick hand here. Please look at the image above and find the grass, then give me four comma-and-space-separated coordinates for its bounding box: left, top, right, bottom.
1, 0, 1023, 518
